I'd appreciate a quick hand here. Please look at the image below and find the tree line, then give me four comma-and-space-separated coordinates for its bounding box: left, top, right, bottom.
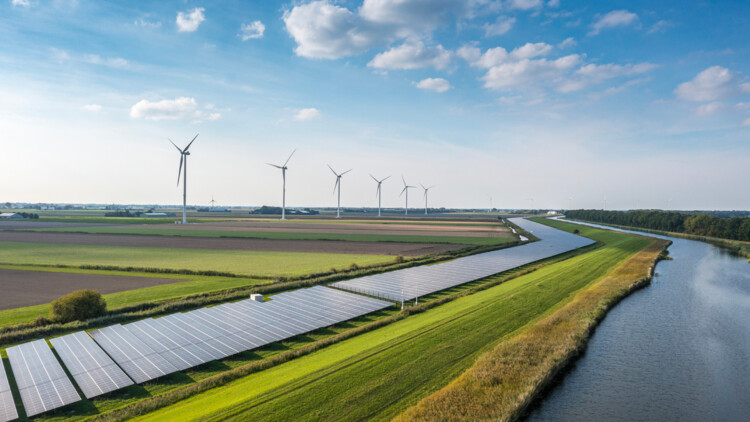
566, 209, 750, 242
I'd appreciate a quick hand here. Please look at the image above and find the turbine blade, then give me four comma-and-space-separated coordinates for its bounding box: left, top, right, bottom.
333, 178, 340, 194
177, 155, 184, 186
400, 186, 407, 197
370, 174, 378, 182
402, 175, 406, 186
267, 163, 282, 169
283, 149, 296, 167
184, 133, 199, 151
327, 164, 338, 176
341, 169, 352, 176
169, 139, 183, 153
382, 175, 391, 182
420, 183, 426, 190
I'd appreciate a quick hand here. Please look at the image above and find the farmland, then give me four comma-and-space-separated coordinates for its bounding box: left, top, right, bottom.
123, 221, 654, 421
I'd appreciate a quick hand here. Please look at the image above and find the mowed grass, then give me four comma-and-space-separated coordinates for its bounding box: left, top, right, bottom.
29, 227, 513, 245
0, 266, 268, 327
135, 226, 649, 421
0, 241, 395, 277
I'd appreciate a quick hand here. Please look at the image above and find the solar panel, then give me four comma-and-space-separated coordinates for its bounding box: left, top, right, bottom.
89, 325, 178, 383
123, 320, 205, 371
331, 218, 594, 300
6, 339, 81, 417
0, 356, 18, 422
49, 331, 133, 399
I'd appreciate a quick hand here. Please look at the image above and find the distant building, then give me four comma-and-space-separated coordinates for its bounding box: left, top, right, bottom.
141, 212, 175, 217
0, 213, 23, 219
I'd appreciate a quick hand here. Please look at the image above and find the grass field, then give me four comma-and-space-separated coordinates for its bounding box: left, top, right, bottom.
0, 241, 395, 278
27, 227, 513, 245
133, 223, 650, 421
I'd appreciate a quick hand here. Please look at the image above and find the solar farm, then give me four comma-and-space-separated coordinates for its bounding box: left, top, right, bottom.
0, 217, 610, 420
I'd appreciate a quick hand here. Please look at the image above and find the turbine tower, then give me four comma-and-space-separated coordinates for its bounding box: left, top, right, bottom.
400, 176, 416, 216
421, 184, 435, 215
209, 196, 216, 211
267, 149, 296, 220
370, 174, 390, 217
328, 165, 352, 218
169, 134, 198, 224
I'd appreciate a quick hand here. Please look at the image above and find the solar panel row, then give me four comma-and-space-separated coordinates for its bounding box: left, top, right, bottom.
49, 331, 133, 399
331, 218, 595, 301
0, 357, 17, 422
5, 339, 81, 417
84, 287, 391, 387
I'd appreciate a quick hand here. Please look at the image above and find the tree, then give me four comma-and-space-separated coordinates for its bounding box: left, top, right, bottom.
50, 290, 107, 323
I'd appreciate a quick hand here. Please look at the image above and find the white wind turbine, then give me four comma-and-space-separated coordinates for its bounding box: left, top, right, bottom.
421, 184, 435, 215
370, 174, 390, 217
400, 176, 416, 216
328, 165, 352, 218
169, 134, 198, 224
209, 196, 217, 210
267, 149, 296, 220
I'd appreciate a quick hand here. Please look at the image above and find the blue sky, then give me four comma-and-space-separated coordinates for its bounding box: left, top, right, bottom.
1, 0, 749, 210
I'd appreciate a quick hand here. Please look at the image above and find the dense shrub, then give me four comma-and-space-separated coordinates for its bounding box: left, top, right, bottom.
50, 290, 107, 323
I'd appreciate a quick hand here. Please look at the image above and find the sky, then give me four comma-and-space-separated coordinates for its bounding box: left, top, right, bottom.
1, 0, 749, 210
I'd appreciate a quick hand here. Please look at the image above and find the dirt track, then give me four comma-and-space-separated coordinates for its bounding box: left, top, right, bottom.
0, 269, 185, 310
0, 232, 464, 256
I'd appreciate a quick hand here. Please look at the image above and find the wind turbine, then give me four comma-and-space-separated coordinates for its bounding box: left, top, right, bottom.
169, 134, 198, 224
370, 174, 390, 217
489, 195, 493, 213
603, 196, 608, 210
209, 196, 216, 211
267, 149, 296, 220
421, 184, 435, 215
400, 176, 416, 216
328, 165, 352, 218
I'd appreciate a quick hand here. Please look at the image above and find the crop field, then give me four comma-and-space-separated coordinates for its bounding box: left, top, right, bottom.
0, 231, 463, 256
0, 241, 395, 278
125, 223, 650, 421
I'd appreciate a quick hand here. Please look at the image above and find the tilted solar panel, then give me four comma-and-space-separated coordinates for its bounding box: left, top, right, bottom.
0, 355, 18, 422
6, 339, 81, 417
50, 331, 133, 399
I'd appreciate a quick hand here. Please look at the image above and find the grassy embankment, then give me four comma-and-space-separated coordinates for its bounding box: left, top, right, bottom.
26, 226, 513, 245
396, 218, 669, 421
122, 222, 651, 421
0, 241, 395, 278
565, 218, 750, 261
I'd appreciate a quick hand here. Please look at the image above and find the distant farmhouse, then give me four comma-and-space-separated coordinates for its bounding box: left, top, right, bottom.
0, 213, 23, 219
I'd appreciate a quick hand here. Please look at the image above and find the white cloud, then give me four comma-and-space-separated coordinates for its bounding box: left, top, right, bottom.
510, 42, 553, 60
558, 37, 576, 48
83, 54, 128, 68
743, 118, 750, 127
546, 0, 560, 7
589, 10, 638, 35
82, 104, 102, 112
239, 20, 265, 40
482, 55, 581, 90
415, 78, 452, 92
506, 0, 542, 10
11, 0, 30, 6
675, 66, 745, 102
294, 108, 321, 120
130, 97, 201, 121
368, 42, 451, 70
647, 20, 671, 35
695, 102, 723, 116
135, 18, 161, 28
176, 7, 205, 32
483, 16, 515, 37
283, 1, 378, 59
283, 0, 473, 60
575, 62, 657, 80
207, 112, 222, 121
456, 45, 482, 63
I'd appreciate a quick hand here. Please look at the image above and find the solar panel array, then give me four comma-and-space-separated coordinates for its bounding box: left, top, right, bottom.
5, 339, 81, 417
0, 357, 17, 422
49, 331, 133, 399
332, 218, 594, 301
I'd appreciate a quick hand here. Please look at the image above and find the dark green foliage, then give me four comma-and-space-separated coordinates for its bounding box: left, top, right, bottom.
50, 289, 107, 323
567, 209, 750, 242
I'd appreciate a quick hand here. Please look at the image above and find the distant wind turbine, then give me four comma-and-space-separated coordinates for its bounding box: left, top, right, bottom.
370, 174, 390, 217
267, 149, 296, 220
169, 134, 198, 224
421, 184, 435, 215
400, 176, 416, 215
328, 165, 352, 218
489, 195, 493, 213
603, 196, 607, 210
209, 196, 216, 210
